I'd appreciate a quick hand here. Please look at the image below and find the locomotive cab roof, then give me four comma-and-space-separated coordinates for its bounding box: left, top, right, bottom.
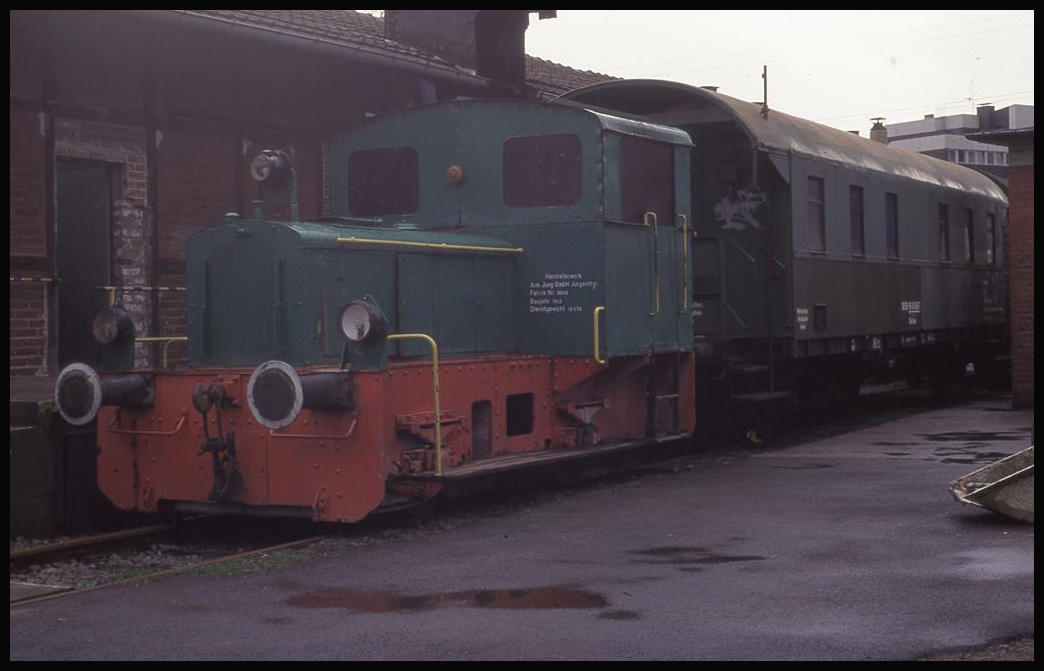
326, 98, 693, 229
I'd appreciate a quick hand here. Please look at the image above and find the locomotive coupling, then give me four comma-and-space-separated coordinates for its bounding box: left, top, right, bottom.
54, 363, 153, 426
246, 360, 353, 430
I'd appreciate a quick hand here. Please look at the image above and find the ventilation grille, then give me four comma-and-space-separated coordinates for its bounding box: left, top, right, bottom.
204, 242, 279, 363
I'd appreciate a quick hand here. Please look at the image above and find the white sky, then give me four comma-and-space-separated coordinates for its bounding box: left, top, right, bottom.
524, 10, 1034, 133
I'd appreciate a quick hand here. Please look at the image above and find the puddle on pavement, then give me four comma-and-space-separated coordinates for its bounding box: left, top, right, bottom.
284, 585, 608, 613
630, 546, 766, 568
917, 431, 1025, 442
598, 609, 641, 620
771, 462, 836, 470
933, 447, 1015, 465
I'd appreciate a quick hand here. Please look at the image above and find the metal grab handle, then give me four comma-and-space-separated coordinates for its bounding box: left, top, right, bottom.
108, 412, 187, 436
593, 306, 607, 365
134, 336, 187, 368
269, 416, 358, 441
644, 212, 660, 316
677, 213, 689, 314
387, 333, 443, 475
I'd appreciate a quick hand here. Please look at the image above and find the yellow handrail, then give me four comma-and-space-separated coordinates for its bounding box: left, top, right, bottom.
387, 333, 443, 475
98, 285, 186, 307
135, 336, 188, 368
337, 237, 523, 255
593, 306, 607, 365
644, 212, 660, 316
678, 213, 689, 314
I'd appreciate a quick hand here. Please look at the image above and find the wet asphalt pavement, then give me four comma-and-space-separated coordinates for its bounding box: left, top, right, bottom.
10, 394, 1034, 660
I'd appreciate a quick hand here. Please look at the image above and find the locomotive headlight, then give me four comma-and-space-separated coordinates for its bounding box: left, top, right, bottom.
91, 305, 135, 345
249, 149, 293, 186
339, 299, 387, 343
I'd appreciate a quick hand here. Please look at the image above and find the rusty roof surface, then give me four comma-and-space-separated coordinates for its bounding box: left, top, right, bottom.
564, 79, 1008, 202
173, 10, 616, 97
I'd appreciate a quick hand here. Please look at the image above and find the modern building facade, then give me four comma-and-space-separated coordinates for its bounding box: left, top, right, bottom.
883, 104, 1034, 181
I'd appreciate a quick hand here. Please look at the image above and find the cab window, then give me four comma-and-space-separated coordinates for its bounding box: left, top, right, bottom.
503, 133, 582, 208
620, 135, 674, 224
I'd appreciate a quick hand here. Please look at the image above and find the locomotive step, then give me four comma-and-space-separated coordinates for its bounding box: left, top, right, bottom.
729, 391, 794, 404
393, 433, 692, 484
728, 364, 770, 375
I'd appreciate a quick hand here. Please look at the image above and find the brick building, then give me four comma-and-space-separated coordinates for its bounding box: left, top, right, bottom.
9, 10, 613, 379
968, 128, 1034, 408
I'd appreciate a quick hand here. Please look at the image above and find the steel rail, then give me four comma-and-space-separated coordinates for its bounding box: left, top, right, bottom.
10, 535, 327, 607
9, 524, 176, 563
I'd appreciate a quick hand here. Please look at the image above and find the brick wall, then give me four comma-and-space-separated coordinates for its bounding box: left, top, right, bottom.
9, 282, 50, 376
10, 111, 47, 257
157, 130, 238, 260
158, 273, 189, 367
10, 11, 429, 379
1008, 162, 1034, 407
9, 109, 49, 376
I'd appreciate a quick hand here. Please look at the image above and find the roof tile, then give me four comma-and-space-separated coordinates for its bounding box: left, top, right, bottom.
177, 10, 616, 96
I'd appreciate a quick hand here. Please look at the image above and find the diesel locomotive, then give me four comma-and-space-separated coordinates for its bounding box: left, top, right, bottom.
54, 82, 1009, 523
54, 98, 697, 522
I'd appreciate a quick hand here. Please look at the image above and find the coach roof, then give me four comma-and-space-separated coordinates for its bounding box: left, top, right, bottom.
562, 79, 1006, 202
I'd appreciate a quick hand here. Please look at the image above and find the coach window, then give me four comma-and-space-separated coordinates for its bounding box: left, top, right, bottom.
985, 213, 996, 265
808, 177, 825, 252
503, 133, 582, 208
885, 192, 899, 259
964, 208, 975, 264
937, 203, 950, 262
849, 185, 865, 256
619, 135, 674, 224
348, 146, 419, 217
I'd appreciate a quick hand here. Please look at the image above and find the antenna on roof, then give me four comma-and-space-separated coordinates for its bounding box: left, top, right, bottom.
761, 65, 769, 119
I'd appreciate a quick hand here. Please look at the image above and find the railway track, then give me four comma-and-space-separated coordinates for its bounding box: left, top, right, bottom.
11, 385, 1002, 608
10, 515, 328, 607
10, 534, 326, 607
10, 524, 177, 569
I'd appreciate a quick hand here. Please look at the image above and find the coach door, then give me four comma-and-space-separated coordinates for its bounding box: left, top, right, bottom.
57, 161, 112, 366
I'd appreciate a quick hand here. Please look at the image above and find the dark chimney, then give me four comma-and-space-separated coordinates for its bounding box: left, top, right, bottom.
385, 10, 554, 98
976, 104, 996, 130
